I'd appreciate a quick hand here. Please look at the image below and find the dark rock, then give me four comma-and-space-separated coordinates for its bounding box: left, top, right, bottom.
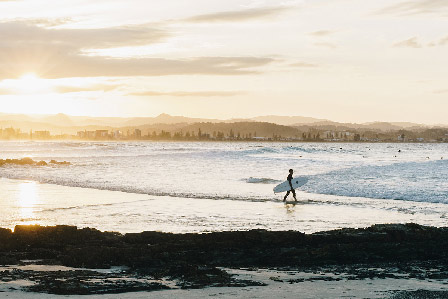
1, 223, 448, 293
0, 158, 70, 167
19, 157, 34, 165
2, 224, 448, 269
390, 289, 448, 299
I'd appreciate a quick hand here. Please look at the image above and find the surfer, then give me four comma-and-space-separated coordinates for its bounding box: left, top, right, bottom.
283, 169, 297, 202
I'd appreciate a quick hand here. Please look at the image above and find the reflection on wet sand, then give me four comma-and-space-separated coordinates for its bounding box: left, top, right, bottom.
18, 181, 40, 224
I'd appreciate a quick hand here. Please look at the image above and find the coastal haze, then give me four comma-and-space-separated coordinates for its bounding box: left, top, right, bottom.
0, 0, 447, 297
1, 112, 447, 142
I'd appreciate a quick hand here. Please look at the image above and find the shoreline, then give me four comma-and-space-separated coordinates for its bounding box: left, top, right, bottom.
1, 177, 447, 234
1, 223, 448, 297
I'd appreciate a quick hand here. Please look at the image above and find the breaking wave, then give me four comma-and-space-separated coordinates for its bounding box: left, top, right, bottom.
303, 160, 448, 204
244, 177, 282, 184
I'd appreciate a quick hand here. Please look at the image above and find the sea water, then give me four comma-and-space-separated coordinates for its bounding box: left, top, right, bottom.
0, 141, 446, 232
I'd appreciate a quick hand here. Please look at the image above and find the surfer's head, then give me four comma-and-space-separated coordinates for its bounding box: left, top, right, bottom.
289, 169, 293, 174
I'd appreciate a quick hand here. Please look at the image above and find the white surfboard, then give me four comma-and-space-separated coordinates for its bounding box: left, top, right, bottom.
273, 177, 308, 193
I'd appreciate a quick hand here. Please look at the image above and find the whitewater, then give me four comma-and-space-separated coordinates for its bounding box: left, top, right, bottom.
0, 141, 446, 233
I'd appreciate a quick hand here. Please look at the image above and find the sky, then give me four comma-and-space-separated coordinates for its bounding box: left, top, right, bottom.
0, 0, 447, 124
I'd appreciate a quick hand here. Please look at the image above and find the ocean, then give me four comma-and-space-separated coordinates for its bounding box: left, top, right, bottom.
0, 141, 447, 233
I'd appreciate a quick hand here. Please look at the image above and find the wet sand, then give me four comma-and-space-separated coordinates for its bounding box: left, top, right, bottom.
1, 178, 447, 234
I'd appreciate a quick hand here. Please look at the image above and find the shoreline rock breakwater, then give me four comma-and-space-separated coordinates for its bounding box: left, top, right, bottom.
1, 223, 447, 295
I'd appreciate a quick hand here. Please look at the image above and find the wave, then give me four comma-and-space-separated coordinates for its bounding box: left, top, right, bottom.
302, 160, 448, 204
243, 177, 282, 184
0, 142, 446, 206
241, 145, 345, 158
1, 160, 446, 204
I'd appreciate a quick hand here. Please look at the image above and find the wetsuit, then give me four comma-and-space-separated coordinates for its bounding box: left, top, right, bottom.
284, 173, 297, 201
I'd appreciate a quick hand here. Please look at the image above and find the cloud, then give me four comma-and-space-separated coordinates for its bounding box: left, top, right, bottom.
185, 6, 290, 23
397, 36, 448, 48
0, 21, 169, 50
314, 42, 337, 49
0, 88, 12, 95
12, 18, 74, 28
438, 36, 448, 45
32, 56, 273, 79
0, 21, 275, 79
376, 0, 448, 16
290, 62, 318, 68
53, 84, 119, 93
393, 37, 422, 48
129, 91, 244, 97
434, 89, 448, 94
308, 30, 334, 37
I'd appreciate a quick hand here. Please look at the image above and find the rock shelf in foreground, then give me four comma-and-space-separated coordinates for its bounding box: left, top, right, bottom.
0, 223, 447, 295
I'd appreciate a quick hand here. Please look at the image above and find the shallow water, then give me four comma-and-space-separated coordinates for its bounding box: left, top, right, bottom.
0, 141, 447, 232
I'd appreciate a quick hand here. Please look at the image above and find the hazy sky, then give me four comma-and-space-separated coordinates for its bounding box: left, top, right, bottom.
0, 0, 447, 124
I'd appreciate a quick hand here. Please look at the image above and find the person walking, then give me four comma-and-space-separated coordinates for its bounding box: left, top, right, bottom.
283, 169, 297, 202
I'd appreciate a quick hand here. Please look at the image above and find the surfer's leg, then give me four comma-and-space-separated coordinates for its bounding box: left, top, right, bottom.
283, 190, 290, 201
292, 189, 297, 201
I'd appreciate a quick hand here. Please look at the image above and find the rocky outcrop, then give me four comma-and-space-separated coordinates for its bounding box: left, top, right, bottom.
0, 158, 70, 166
1, 223, 447, 294
1, 223, 447, 269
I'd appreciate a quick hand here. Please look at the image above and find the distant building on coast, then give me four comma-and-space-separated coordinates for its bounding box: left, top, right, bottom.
3, 127, 17, 138
34, 131, 51, 139
113, 130, 122, 139
77, 131, 86, 138
77, 130, 104, 139
86, 131, 95, 139
95, 130, 109, 139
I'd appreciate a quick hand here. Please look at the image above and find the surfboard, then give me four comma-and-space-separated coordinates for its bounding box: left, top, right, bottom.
273, 177, 308, 193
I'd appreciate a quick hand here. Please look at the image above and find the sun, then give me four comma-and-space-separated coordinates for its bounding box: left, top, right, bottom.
18, 73, 44, 93
20, 72, 39, 81
0, 72, 50, 94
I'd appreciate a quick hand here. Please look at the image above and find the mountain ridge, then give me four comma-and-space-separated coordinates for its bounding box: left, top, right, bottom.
0, 112, 445, 134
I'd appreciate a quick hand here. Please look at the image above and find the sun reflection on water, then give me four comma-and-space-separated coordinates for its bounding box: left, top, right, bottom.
18, 181, 40, 223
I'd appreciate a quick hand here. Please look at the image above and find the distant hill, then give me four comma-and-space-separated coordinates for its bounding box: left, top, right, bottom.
364, 122, 427, 130
38, 113, 75, 127
0, 113, 36, 123
292, 121, 430, 132
122, 113, 222, 126
0, 112, 445, 135
248, 115, 327, 126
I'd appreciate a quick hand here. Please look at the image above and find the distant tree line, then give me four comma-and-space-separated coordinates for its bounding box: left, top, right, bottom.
1, 123, 448, 142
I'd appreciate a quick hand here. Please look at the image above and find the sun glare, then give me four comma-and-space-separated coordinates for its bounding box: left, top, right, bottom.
20, 72, 39, 81
0, 72, 50, 94
17, 73, 46, 93
18, 181, 40, 221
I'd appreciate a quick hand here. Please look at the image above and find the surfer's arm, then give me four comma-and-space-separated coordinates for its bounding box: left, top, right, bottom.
288, 179, 293, 190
